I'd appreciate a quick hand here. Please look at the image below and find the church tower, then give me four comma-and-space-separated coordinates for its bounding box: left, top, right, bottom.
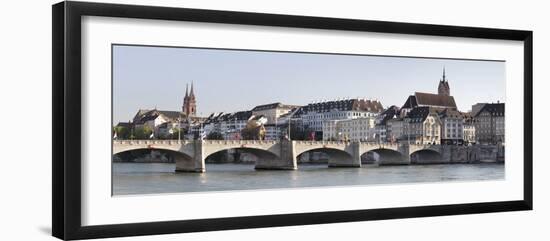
438, 67, 450, 96
182, 82, 197, 116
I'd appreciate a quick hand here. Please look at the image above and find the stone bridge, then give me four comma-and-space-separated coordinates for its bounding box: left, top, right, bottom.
113, 140, 447, 172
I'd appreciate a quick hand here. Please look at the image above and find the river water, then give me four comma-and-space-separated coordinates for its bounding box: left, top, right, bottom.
112, 162, 504, 195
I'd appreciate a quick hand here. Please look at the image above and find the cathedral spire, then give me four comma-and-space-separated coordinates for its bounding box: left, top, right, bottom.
438, 67, 450, 96
182, 81, 197, 116
185, 83, 189, 98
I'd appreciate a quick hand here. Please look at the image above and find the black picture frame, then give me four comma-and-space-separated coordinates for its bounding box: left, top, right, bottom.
52, 1, 533, 240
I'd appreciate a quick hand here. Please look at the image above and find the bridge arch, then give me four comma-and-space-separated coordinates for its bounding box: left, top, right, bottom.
203, 147, 281, 164
114, 145, 174, 155
410, 149, 443, 164
295, 147, 356, 167
112, 140, 194, 157
361, 148, 407, 165
113, 145, 187, 155
113, 148, 194, 167
201, 140, 295, 170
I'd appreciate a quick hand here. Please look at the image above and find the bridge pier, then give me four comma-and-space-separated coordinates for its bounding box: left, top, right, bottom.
114, 140, 500, 172
376, 144, 411, 165
175, 141, 205, 173
327, 142, 361, 168
255, 140, 297, 170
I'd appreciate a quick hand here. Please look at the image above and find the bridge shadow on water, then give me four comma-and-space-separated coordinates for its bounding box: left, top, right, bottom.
410, 149, 443, 164
204, 148, 278, 165
113, 143, 486, 174
113, 147, 434, 170
296, 148, 350, 166
362, 149, 407, 165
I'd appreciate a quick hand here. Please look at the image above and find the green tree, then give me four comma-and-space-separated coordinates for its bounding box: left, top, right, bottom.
206, 131, 224, 140
157, 127, 178, 140
241, 125, 266, 140
113, 126, 130, 139
134, 125, 153, 139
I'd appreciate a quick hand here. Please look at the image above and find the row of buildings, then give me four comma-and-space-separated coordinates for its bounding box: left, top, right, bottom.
321, 69, 504, 145
317, 70, 504, 145
115, 69, 505, 145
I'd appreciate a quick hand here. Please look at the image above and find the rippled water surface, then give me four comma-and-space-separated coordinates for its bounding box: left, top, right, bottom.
113, 162, 504, 195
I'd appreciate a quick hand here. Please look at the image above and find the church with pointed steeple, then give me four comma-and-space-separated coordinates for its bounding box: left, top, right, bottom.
438, 67, 450, 96
400, 67, 457, 117
182, 82, 197, 116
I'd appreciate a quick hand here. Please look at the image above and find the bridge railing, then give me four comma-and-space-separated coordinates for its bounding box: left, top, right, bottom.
203, 140, 279, 145
113, 139, 191, 145
409, 143, 441, 148
113, 139, 442, 148
294, 140, 350, 145
358, 142, 400, 146
113, 139, 281, 145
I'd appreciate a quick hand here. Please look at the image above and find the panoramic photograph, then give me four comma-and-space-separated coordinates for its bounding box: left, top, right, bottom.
111, 44, 506, 195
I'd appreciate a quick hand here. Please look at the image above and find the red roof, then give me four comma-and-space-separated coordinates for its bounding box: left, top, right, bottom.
402, 92, 457, 109
414, 92, 457, 108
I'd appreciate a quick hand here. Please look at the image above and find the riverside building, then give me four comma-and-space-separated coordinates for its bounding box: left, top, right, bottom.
301, 98, 384, 138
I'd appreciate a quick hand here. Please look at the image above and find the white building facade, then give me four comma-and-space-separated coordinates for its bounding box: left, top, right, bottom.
300, 99, 384, 135
202, 111, 252, 140
463, 124, 476, 145
404, 107, 442, 145
386, 118, 404, 142
251, 102, 298, 125
322, 117, 376, 141
438, 109, 464, 145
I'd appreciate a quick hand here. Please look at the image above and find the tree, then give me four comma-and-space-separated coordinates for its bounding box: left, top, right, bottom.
134, 125, 153, 139
113, 126, 130, 139
206, 131, 224, 140
157, 127, 182, 140
241, 125, 266, 140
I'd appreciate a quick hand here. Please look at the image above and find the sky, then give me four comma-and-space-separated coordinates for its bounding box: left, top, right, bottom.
113, 45, 505, 124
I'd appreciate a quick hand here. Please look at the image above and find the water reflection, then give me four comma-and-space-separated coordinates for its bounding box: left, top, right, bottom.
113, 163, 504, 195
